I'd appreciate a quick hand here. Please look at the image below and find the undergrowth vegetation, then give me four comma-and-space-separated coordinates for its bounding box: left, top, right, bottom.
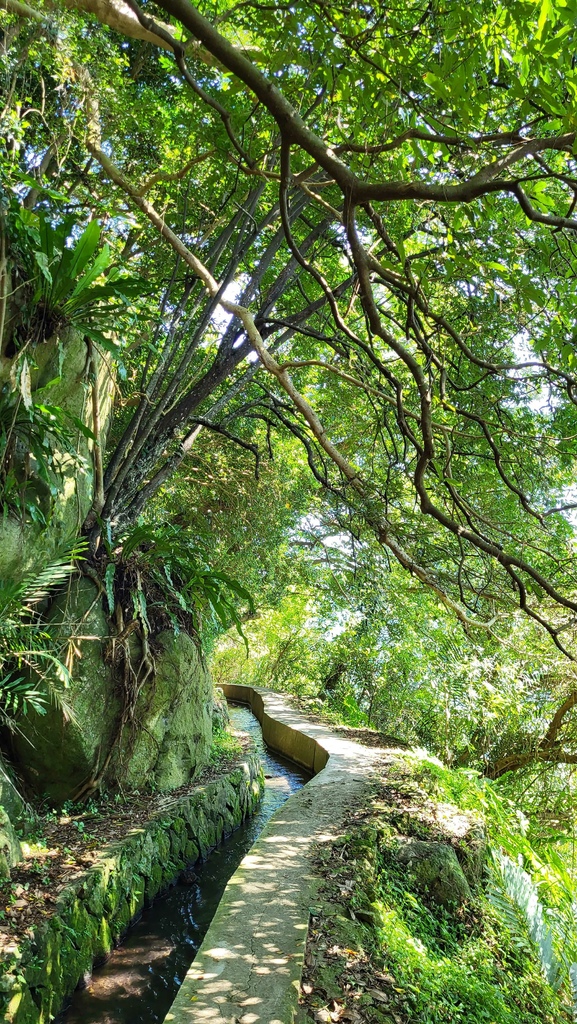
370, 857, 567, 1024
207, 726, 243, 772
300, 751, 574, 1024
407, 753, 577, 1002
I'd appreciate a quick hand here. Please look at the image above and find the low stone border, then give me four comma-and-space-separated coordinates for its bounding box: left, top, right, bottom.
1, 757, 263, 1024
164, 685, 385, 1024
224, 684, 329, 775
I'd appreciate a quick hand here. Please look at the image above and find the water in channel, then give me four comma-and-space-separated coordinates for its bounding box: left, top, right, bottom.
60, 703, 308, 1024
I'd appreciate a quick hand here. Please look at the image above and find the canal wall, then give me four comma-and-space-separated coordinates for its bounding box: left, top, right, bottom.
1, 757, 263, 1024
221, 683, 329, 774
164, 685, 384, 1024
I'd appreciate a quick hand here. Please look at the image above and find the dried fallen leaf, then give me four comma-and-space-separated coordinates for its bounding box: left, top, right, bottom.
314, 1009, 332, 1024
367, 989, 389, 1003
374, 972, 396, 984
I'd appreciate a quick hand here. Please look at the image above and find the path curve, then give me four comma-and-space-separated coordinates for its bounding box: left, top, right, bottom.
163, 684, 385, 1024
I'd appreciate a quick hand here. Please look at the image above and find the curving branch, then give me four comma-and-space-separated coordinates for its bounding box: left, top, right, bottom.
154, 0, 577, 216
28, 0, 577, 652
488, 689, 577, 778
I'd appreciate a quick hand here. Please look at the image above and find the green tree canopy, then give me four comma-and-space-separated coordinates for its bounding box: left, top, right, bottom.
3, 0, 577, 657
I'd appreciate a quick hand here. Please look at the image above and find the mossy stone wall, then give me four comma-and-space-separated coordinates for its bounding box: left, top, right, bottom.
0, 327, 113, 580
0, 757, 263, 1024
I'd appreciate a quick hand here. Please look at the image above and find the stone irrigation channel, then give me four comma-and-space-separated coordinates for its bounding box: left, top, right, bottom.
163, 684, 385, 1024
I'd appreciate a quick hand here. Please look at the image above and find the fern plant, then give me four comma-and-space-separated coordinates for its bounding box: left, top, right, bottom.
448, 773, 577, 1012
100, 522, 255, 649
13, 208, 146, 351
0, 386, 96, 523
489, 851, 564, 988
0, 551, 82, 727
488, 849, 577, 1020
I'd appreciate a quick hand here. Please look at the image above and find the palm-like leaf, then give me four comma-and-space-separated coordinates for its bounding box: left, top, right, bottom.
0, 549, 83, 726
112, 523, 255, 650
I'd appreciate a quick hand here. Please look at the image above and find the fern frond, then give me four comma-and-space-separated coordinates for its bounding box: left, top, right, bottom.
0, 546, 82, 726
490, 851, 563, 989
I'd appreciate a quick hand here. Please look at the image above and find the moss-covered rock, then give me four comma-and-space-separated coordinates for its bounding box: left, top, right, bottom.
0, 327, 112, 581
12, 589, 215, 802
12, 578, 119, 804
117, 630, 213, 792
395, 839, 472, 907
0, 806, 22, 878
212, 687, 230, 733
0, 755, 26, 826
456, 825, 487, 885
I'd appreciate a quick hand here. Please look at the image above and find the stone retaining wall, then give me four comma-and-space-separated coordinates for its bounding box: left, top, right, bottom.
1, 757, 263, 1024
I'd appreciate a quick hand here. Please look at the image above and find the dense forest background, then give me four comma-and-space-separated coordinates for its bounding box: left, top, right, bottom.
4, 0, 577, 1006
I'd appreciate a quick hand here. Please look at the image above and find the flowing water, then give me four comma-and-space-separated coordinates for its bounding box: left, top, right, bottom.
60, 703, 308, 1024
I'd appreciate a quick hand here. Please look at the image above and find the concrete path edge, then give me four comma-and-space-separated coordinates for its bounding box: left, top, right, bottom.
162, 684, 383, 1024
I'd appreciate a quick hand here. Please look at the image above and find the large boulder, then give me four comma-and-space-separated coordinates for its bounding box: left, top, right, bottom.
395, 839, 472, 907
116, 630, 213, 791
11, 580, 214, 802
11, 578, 120, 804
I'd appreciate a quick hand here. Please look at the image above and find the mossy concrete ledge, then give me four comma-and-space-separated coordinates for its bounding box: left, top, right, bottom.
163, 684, 386, 1024
0, 757, 263, 1024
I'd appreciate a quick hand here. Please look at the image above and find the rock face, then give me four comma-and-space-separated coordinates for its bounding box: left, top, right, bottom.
0, 327, 112, 580
12, 582, 213, 802
395, 839, 472, 907
117, 630, 213, 792
1, 328, 215, 805
12, 577, 120, 805
212, 686, 230, 733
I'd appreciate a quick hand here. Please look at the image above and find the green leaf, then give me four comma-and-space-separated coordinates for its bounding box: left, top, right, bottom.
537, 0, 554, 39
78, 326, 120, 352
68, 244, 111, 301
34, 250, 52, 284
105, 563, 116, 615
68, 219, 101, 281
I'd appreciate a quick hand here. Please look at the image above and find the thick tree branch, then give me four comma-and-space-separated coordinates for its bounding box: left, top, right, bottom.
154, 0, 576, 213
489, 689, 577, 777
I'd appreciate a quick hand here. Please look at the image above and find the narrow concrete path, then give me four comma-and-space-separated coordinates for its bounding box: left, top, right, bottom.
163, 685, 385, 1024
